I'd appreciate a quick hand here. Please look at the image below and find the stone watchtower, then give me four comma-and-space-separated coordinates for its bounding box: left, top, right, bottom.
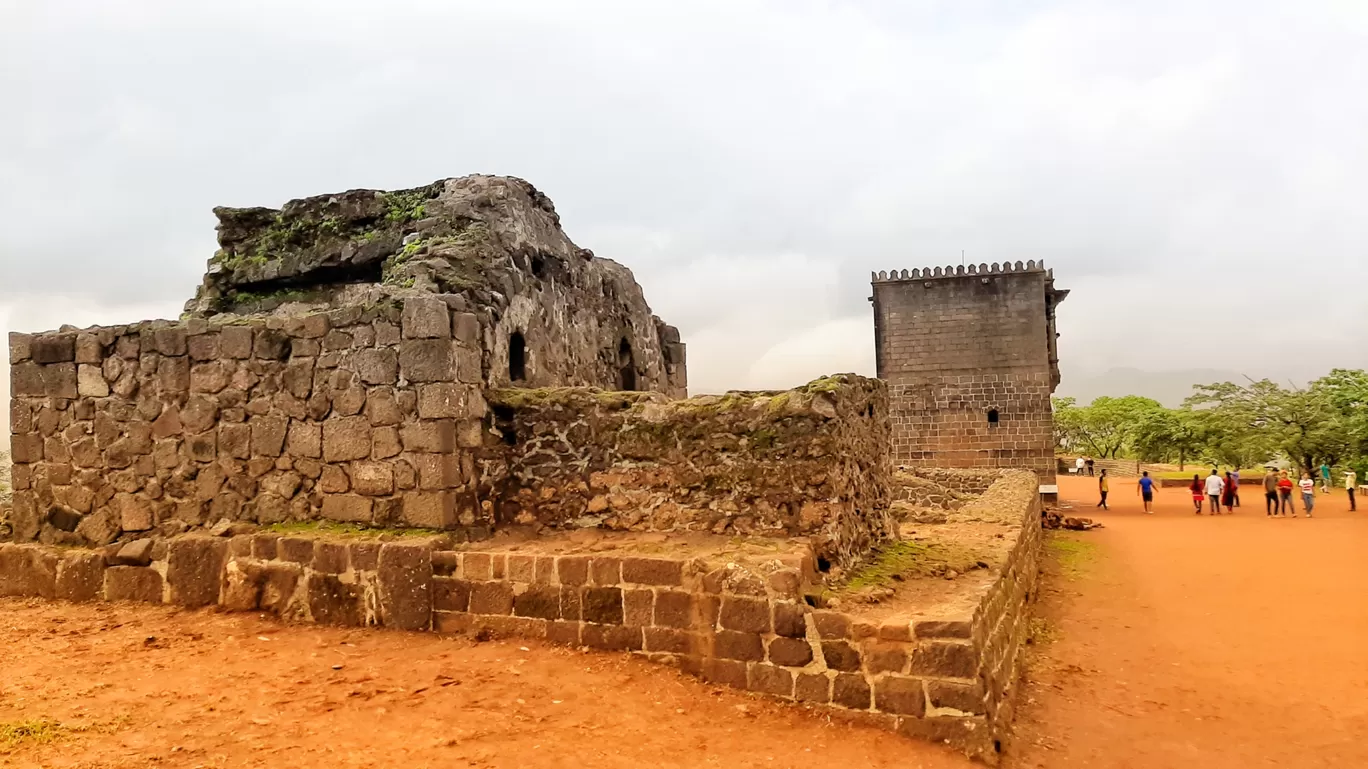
870, 261, 1067, 492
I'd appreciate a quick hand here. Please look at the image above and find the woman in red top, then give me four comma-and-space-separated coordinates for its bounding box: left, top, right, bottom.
1276, 471, 1296, 516
1190, 474, 1204, 514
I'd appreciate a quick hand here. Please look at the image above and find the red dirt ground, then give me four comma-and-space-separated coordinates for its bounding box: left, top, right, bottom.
1008, 474, 1368, 768
2, 473, 1365, 768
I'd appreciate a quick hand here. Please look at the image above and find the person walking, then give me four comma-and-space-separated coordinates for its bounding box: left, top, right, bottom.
1277, 471, 1295, 516
1204, 469, 1224, 515
1230, 468, 1241, 508
1320, 462, 1332, 494
1222, 471, 1237, 513
1137, 471, 1156, 515
1097, 469, 1110, 510
1190, 474, 1205, 514
1299, 472, 1316, 517
1263, 471, 1280, 516
1347, 469, 1358, 511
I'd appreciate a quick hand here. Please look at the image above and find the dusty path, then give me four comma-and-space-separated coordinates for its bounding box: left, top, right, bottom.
1010, 474, 1368, 768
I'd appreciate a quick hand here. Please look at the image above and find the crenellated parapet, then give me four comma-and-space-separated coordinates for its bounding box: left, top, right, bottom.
871, 260, 1050, 283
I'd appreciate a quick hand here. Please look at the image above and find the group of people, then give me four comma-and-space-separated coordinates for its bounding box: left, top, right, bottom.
1093, 465, 1359, 516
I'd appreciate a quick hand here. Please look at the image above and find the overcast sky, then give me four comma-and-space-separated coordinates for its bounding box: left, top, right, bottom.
4, 0, 1368, 428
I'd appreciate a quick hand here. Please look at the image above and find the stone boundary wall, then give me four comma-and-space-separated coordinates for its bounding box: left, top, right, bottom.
8, 299, 488, 548
481, 376, 894, 569
0, 473, 1042, 764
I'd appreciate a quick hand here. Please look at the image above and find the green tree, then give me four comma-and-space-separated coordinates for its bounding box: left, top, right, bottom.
1057, 395, 1166, 459
1186, 379, 1350, 475
1131, 408, 1206, 468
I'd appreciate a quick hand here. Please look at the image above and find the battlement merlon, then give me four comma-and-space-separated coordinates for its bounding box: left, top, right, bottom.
870, 259, 1070, 285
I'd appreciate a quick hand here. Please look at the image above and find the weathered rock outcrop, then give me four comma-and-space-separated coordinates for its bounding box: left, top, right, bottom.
187, 175, 686, 396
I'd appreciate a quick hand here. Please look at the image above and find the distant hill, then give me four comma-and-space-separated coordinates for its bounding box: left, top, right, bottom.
1056, 367, 1248, 408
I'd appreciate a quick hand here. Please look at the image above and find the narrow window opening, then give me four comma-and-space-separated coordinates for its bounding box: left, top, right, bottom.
617, 337, 637, 391
508, 332, 526, 382
987, 408, 1000, 425
492, 404, 517, 445
530, 255, 546, 278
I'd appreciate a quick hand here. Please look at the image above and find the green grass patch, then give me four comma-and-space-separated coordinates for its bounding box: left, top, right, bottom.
263, 520, 443, 539
0, 719, 67, 751
1047, 534, 1097, 579
839, 539, 985, 593
1025, 616, 1058, 647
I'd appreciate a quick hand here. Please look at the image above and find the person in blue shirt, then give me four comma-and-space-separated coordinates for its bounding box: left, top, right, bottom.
1137, 471, 1156, 515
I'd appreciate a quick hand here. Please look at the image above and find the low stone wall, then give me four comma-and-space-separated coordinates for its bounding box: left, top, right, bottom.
899, 467, 1004, 496
0, 471, 1041, 764
8, 301, 489, 548
481, 375, 894, 569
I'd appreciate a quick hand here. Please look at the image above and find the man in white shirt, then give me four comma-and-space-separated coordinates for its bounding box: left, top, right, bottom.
1204, 470, 1225, 514
1075, 456, 1086, 475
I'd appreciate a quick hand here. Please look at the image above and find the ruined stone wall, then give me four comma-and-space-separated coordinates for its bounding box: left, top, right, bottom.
479, 376, 894, 569
0, 468, 1043, 764
872, 263, 1066, 487
7, 300, 492, 548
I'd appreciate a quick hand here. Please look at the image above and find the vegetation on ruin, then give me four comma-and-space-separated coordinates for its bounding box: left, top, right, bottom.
836, 539, 986, 593
225, 288, 316, 309
264, 520, 445, 540
1055, 368, 1368, 478
381, 187, 436, 224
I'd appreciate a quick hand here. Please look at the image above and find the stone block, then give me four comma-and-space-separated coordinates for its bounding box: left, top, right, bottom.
11, 433, 43, 463
822, 641, 863, 672
351, 462, 395, 496
253, 329, 290, 360
582, 623, 643, 652
401, 297, 451, 339
413, 453, 461, 489
43, 364, 78, 398
715, 630, 764, 662
559, 586, 583, 621
78, 365, 110, 397
767, 637, 814, 667
864, 642, 910, 674
260, 561, 303, 614
119, 495, 154, 532
469, 581, 514, 615
720, 597, 771, 634
251, 416, 288, 457
167, 536, 228, 608
311, 542, 349, 574
589, 557, 621, 585
9, 331, 32, 363
910, 641, 978, 679
620, 557, 683, 586
251, 534, 280, 560
350, 541, 381, 571
462, 552, 493, 580
416, 383, 478, 419
105, 566, 163, 603
812, 610, 850, 640
556, 555, 590, 586
378, 542, 433, 631
914, 620, 972, 639
514, 584, 563, 621
832, 672, 872, 710
55, 550, 105, 602
874, 675, 927, 716
0, 545, 57, 598
322, 416, 371, 462
399, 339, 456, 382
278, 537, 314, 564
31, 334, 75, 363
188, 332, 220, 361
452, 312, 480, 346
926, 680, 986, 715
307, 574, 364, 626
878, 620, 914, 642
582, 586, 624, 624
773, 602, 807, 639
371, 427, 402, 459
355, 348, 399, 385
506, 554, 535, 582
623, 589, 654, 626
795, 673, 832, 704
398, 420, 455, 453
321, 495, 373, 523
402, 491, 454, 529
643, 626, 697, 654
547, 620, 582, 647
748, 664, 795, 697
652, 590, 693, 629
433, 577, 471, 611
701, 658, 748, 689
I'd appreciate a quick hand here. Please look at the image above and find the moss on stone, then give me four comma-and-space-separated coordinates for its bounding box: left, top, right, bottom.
264, 520, 442, 540
838, 539, 985, 592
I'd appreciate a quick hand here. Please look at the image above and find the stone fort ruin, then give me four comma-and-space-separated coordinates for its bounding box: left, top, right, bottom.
3, 175, 1056, 763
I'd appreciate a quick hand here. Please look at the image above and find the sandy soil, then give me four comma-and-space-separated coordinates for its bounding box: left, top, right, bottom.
3, 472, 1365, 768
1009, 474, 1368, 768
0, 601, 970, 769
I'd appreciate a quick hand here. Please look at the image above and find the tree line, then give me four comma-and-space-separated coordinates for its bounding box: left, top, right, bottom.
1053, 369, 1368, 477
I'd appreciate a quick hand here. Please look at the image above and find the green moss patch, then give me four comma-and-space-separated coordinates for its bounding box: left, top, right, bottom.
838, 539, 986, 593
264, 520, 443, 540
1047, 534, 1097, 580
0, 719, 67, 751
